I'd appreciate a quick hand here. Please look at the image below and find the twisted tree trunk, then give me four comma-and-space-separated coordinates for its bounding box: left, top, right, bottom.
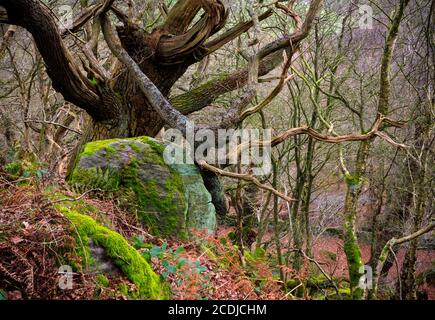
0, 0, 323, 213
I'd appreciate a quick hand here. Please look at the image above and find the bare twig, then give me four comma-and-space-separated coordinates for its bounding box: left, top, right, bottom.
24, 119, 82, 135
197, 159, 295, 203
44, 189, 104, 207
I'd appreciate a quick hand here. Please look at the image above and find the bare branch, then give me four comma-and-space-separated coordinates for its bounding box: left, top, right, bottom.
373, 222, 435, 296
157, 0, 226, 64
24, 119, 82, 135
197, 159, 295, 203
60, 3, 103, 37
256, 0, 323, 60
270, 115, 407, 148
204, 9, 273, 56
0, 0, 114, 121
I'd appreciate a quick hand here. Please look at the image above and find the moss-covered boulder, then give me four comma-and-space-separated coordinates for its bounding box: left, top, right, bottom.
62, 208, 168, 299
68, 137, 216, 239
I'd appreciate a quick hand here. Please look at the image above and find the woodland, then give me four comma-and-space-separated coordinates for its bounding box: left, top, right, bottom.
0, 0, 433, 301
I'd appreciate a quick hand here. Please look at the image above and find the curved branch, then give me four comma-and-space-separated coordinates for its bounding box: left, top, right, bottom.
101, 13, 193, 137
225, 116, 407, 163
373, 222, 435, 297
197, 159, 295, 203
271, 115, 407, 148
0, 0, 113, 121
170, 51, 283, 114
163, 0, 203, 35
157, 0, 227, 64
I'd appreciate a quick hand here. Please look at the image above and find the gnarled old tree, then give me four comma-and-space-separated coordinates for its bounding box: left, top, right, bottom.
3, 0, 432, 300
0, 0, 324, 212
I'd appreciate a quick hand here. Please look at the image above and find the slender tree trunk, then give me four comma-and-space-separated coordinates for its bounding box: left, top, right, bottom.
241, 183, 258, 246
341, 0, 409, 299
272, 160, 285, 282
342, 140, 371, 299
399, 123, 429, 299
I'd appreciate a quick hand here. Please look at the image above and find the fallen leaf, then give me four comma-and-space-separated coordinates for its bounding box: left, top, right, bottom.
10, 236, 24, 244
8, 290, 22, 300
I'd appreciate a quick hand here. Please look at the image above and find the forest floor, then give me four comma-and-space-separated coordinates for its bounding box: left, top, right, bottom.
0, 171, 433, 300
0, 176, 286, 300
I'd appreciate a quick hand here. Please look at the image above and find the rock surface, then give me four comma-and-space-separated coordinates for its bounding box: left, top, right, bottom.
68, 137, 216, 239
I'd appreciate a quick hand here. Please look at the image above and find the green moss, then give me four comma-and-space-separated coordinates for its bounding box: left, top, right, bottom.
344, 173, 362, 187
80, 137, 165, 164
118, 283, 129, 296
343, 227, 364, 299
4, 161, 22, 177
80, 139, 120, 158
62, 208, 168, 299
70, 168, 121, 192
138, 136, 165, 155
244, 247, 266, 264
170, 73, 228, 113
96, 274, 110, 288
70, 167, 121, 192
122, 162, 187, 239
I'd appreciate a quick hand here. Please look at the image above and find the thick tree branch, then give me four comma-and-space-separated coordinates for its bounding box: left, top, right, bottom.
163, 0, 203, 35
0, 0, 114, 121
171, 51, 283, 114
157, 0, 226, 64
101, 13, 193, 137
171, 0, 323, 115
